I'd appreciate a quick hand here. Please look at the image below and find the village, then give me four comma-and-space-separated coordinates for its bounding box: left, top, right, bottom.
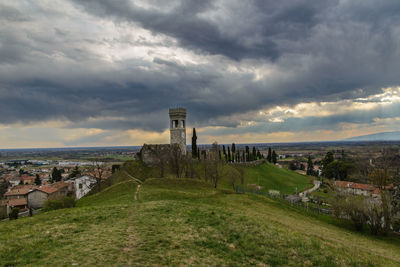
0, 160, 114, 219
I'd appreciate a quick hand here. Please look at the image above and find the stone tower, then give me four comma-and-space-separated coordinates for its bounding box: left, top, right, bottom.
169, 108, 186, 154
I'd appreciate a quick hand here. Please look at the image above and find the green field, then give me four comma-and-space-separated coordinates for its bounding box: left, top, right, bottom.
1, 163, 400, 266
242, 163, 313, 194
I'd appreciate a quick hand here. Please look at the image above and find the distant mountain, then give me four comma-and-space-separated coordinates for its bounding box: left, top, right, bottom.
343, 131, 400, 141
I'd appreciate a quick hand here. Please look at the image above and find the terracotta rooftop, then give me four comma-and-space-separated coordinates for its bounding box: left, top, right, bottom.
35, 182, 68, 195
4, 186, 38, 196
335, 181, 394, 194
8, 198, 27, 207
21, 175, 35, 181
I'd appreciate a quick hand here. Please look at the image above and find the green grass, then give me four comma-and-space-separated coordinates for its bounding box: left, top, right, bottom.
242, 163, 313, 194
0, 180, 138, 266
123, 160, 160, 181
1, 169, 400, 266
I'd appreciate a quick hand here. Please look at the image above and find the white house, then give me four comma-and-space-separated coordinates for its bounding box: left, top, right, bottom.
73, 176, 97, 200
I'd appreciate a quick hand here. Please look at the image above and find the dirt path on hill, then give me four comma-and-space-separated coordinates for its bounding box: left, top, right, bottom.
122, 171, 143, 184
121, 171, 142, 200
134, 184, 141, 200
300, 180, 321, 197
120, 172, 143, 263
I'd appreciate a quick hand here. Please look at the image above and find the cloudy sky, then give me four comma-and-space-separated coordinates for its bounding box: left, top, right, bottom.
1, 0, 400, 148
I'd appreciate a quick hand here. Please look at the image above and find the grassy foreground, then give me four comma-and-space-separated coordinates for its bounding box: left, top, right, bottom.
1, 175, 400, 266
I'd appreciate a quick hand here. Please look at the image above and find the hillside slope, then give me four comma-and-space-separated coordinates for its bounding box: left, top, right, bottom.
242, 163, 312, 194
1, 176, 400, 266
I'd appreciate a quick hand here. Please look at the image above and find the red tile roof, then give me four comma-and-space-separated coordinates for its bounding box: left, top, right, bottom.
8, 198, 27, 207
335, 181, 394, 194
37, 187, 58, 194
4, 186, 38, 196
36, 182, 68, 195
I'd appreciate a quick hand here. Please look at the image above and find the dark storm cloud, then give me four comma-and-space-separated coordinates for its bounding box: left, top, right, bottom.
71, 0, 335, 61
1, 0, 400, 135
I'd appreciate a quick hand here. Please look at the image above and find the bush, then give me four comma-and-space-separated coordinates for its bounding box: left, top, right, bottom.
331, 192, 367, 231
43, 196, 76, 212
331, 190, 395, 235
9, 208, 19, 220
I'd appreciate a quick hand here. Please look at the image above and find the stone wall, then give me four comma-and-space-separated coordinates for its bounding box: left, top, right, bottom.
27, 190, 48, 209
229, 159, 266, 167
140, 144, 171, 166
140, 143, 185, 166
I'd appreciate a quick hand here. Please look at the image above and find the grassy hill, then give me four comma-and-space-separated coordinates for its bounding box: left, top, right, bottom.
1, 163, 400, 266
241, 163, 313, 194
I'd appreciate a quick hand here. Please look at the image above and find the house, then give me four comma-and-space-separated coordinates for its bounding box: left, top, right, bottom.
4, 185, 38, 200
73, 175, 97, 200
21, 174, 35, 185
27, 182, 69, 208
7, 198, 28, 212
8, 177, 21, 186
334, 181, 393, 197
0, 197, 29, 217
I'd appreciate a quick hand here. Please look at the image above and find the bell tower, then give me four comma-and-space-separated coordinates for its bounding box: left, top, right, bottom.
169, 108, 186, 155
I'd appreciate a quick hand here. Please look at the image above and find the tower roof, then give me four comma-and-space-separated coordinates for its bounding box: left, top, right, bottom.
169, 108, 186, 117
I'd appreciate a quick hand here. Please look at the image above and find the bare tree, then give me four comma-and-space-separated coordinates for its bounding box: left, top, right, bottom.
235, 166, 245, 185
207, 141, 225, 188
91, 161, 107, 191
184, 156, 196, 178
150, 145, 169, 178
331, 191, 367, 232
225, 166, 240, 191
169, 145, 184, 178
369, 169, 393, 234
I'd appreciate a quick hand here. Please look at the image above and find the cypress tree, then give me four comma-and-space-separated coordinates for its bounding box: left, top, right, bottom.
245, 146, 250, 162
267, 147, 272, 163
306, 155, 314, 176
197, 148, 200, 160
232, 143, 236, 162
272, 150, 277, 164
34, 174, 41, 185
192, 128, 197, 158
252, 147, 256, 161
228, 146, 231, 163
223, 145, 226, 156
51, 167, 62, 182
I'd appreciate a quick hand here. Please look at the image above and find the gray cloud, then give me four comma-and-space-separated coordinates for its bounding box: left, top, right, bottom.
0, 0, 400, 137
202, 101, 400, 137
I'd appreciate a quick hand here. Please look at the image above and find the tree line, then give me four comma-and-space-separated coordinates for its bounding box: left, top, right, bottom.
191, 128, 278, 164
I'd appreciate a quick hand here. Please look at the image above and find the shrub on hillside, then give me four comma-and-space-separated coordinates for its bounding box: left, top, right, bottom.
9, 208, 19, 220
43, 196, 76, 211
330, 190, 396, 235
331, 193, 367, 231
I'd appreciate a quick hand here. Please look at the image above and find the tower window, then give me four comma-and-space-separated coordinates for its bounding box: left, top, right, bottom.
172, 120, 178, 128
181, 120, 185, 128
